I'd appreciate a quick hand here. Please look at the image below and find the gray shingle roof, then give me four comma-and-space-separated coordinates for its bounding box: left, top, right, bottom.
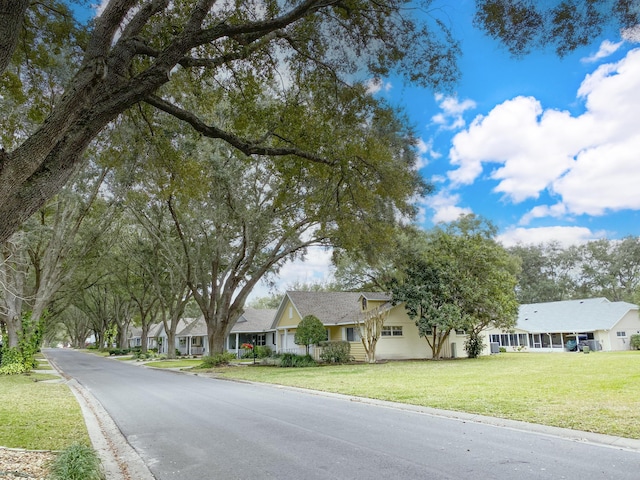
276, 291, 390, 327
517, 297, 638, 333
231, 308, 276, 333
177, 317, 206, 336
176, 309, 277, 337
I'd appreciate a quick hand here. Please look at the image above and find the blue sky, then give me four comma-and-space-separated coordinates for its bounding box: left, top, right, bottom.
376, 1, 640, 248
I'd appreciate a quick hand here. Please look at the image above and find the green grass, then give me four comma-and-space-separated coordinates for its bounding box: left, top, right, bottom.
215, 352, 640, 439
0, 373, 89, 450
49, 443, 104, 480
145, 359, 204, 369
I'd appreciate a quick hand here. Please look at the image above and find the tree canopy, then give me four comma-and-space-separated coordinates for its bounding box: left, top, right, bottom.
508, 237, 640, 304
1, 1, 638, 243
391, 215, 520, 359
294, 314, 326, 355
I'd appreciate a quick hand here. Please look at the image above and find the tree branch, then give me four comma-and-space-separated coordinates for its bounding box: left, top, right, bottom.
144, 94, 336, 165
0, 0, 29, 75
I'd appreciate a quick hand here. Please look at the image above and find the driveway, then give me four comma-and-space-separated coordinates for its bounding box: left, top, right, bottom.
46, 349, 640, 480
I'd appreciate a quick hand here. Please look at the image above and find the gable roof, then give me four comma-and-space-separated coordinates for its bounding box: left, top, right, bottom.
272, 291, 391, 328
128, 322, 164, 339
176, 309, 277, 337
176, 317, 206, 337
231, 308, 276, 333
360, 292, 392, 302
517, 297, 638, 333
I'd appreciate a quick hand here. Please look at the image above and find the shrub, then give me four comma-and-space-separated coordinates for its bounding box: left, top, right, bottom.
199, 352, 237, 368
0, 347, 27, 375
499, 347, 507, 353
631, 334, 640, 350
48, 443, 104, 480
294, 315, 326, 355
132, 351, 155, 360
279, 353, 317, 368
319, 341, 351, 364
241, 345, 272, 359
108, 348, 130, 356
0, 361, 28, 375
464, 331, 485, 359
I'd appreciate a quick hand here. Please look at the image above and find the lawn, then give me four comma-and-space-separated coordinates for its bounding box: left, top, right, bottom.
0, 373, 89, 450
145, 358, 204, 369
214, 352, 640, 439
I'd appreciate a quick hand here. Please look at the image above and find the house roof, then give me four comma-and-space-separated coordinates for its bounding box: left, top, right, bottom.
128, 322, 164, 339
176, 309, 277, 337
516, 297, 638, 333
231, 308, 276, 333
360, 292, 392, 302
177, 317, 206, 337
272, 291, 391, 328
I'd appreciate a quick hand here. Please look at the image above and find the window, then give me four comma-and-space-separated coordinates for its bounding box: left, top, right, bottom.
346, 327, 361, 342
455, 329, 466, 335
192, 336, 202, 347
288, 306, 293, 319
491, 333, 528, 348
382, 326, 403, 337
361, 297, 368, 311
255, 334, 266, 346
617, 331, 627, 337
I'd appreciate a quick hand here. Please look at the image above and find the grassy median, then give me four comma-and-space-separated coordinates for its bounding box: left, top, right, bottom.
214, 351, 640, 439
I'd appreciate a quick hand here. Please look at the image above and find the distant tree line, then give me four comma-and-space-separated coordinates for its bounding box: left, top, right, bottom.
508, 238, 640, 304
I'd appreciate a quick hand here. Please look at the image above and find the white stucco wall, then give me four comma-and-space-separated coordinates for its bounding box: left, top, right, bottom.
607, 311, 640, 351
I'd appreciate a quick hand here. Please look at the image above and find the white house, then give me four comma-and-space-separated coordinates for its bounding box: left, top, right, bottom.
485, 298, 640, 352
174, 309, 277, 356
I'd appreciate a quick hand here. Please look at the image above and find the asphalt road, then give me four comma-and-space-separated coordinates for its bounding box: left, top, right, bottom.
46, 349, 640, 480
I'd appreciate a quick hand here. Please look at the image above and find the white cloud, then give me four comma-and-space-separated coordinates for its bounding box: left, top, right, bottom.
581, 40, 623, 63
431, 94, 476, 130
414, 138, 441, 170
447, 48, 640, 218
519, 204, 567, 225
248, 246, 334, 301
365, 78, 392, 95
497, 226, 606, 248
425, 190, 473, 224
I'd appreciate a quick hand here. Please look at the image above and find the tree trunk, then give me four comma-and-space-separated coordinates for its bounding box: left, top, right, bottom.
364, 337, 378, 364
117, 324, 129, 349
4, 316, 20, 348
140, 326, 149, 354
207, 318, 229, 356
431, 331, 451, 360
166, 329, 177, 359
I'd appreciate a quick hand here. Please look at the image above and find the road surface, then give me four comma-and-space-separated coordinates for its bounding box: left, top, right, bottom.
46, 349, 640, 479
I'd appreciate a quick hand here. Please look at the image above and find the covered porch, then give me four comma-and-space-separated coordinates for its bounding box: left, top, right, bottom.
488, 331, 601, 352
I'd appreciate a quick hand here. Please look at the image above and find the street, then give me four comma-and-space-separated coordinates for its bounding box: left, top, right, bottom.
46, 349, 640, 479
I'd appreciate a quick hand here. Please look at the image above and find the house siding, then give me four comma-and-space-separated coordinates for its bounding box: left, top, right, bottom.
607, 311, 640, 351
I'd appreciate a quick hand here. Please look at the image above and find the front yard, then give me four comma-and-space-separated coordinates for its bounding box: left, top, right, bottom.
212, 351, 640, 439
